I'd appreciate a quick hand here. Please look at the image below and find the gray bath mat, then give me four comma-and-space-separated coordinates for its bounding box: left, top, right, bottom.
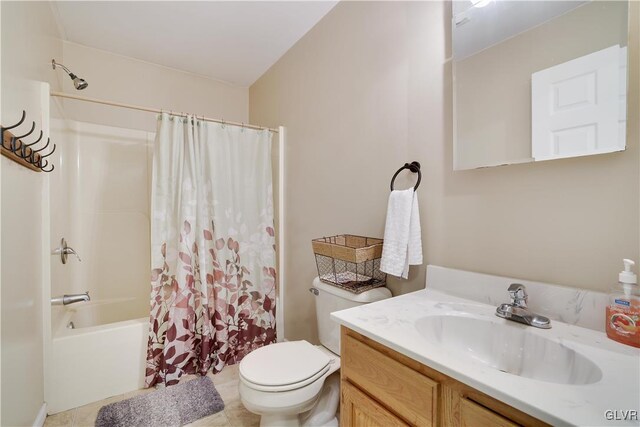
95, 376, 224, 427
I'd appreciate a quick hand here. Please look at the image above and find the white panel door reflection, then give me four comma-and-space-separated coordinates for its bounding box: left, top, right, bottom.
531, 45, 625, 161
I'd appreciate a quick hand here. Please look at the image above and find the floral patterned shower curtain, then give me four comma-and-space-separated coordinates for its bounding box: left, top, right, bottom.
146, 114, 277, 387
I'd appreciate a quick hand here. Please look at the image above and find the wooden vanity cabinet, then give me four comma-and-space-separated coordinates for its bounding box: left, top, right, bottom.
342, 381, 410, 427
340, 327, 549, 427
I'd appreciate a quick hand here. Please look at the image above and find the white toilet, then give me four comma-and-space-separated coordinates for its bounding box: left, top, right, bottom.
238, 277, 392, 427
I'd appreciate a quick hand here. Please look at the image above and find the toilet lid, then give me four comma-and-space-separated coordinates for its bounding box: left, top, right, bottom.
239, 341, 331, 388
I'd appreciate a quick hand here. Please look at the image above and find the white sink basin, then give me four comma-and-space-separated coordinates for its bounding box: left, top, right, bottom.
415, 315, 602, 385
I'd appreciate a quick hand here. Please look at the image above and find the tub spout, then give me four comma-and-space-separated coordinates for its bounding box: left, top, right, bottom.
51, 291, 90, 306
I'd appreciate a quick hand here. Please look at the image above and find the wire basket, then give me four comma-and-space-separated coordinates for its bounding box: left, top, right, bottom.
312, 235, 386, 294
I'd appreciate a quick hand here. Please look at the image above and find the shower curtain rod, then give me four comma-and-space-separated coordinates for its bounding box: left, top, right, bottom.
50, 91, 279, 133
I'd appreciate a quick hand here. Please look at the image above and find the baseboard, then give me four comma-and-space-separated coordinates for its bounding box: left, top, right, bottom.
33, 402, 47, 427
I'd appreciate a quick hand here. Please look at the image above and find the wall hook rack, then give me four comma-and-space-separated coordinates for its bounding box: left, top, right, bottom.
1, 110, 56, 172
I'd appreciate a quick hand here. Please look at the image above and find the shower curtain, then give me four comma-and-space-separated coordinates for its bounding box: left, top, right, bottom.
146, 114, 277, 387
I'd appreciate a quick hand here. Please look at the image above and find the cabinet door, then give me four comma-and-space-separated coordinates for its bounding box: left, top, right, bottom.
460, 398, 520, 427
341, 381, 409, 427
342, 334, 439, 426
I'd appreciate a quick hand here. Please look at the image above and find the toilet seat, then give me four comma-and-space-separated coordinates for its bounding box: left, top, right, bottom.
241, 364, 331, 392
240, 341, 332, 392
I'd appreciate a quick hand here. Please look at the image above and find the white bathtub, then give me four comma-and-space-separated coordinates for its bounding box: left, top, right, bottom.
48, 300, 148, 414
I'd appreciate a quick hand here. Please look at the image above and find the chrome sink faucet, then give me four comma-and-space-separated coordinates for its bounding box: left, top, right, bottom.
496, 284, 551, 329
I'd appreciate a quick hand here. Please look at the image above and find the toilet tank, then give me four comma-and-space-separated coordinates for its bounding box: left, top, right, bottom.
312, 277, 392, 354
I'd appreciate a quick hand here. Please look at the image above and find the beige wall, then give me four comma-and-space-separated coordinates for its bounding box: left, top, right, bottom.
58, 42, 249, 132
250, 1, 640, 343
455, 1, 628, 169
1, 2, 62, 425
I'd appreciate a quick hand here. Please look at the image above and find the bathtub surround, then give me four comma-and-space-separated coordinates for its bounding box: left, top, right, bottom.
49, 119, 152, 326
95, 377, 224, 427
147, 114, 277, 387
45, 119, 153, 414
249, 1, 640, 344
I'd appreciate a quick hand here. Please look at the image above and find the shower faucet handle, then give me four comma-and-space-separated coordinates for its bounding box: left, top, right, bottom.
53, 238, 82, 264
64, 246, 82, 262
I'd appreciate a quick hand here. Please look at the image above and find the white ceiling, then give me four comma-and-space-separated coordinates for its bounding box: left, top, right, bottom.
52, 1, 338, 86
453, 0, 588, 60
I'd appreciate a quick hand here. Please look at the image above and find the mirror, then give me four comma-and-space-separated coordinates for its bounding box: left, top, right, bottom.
453, 1, 629, 170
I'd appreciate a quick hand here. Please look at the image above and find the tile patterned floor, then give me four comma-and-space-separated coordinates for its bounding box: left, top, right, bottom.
43, 364, 260, 427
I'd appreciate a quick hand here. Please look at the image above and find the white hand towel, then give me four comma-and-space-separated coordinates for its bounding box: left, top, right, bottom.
380, 189, 423, 279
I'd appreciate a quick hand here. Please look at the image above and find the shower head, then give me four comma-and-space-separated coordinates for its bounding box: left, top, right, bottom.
52, 59, 88, 90
73, 77, 88, 90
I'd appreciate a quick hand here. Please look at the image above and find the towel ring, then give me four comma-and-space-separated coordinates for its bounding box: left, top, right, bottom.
390, 161, 421, 191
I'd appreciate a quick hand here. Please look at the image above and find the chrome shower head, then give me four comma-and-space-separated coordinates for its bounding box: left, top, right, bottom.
52, 59, 88, 90
73, 77, 88, 90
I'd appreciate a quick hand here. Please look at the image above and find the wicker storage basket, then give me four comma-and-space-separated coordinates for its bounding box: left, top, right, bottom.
312, 234, 386, 293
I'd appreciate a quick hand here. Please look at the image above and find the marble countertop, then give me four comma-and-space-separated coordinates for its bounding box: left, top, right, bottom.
331, 288, 640, 426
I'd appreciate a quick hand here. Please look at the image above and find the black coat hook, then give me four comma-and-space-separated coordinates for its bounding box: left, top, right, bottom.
1, 110, 26, 135
39, 144, 56, 159
17, 130, 43, 159
29, 138, 53, 165
9, 121, 36, 152
31, 137, 50, 154
390, 161, 421, 191
12, 121, 35, 141
1, 111, 26, 152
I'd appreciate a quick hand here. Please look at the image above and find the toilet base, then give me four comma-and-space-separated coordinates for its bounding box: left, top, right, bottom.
259, 414, 339, 427
249, 372, 341, 427
260, 413, 301, 427
300, 373, 340, 427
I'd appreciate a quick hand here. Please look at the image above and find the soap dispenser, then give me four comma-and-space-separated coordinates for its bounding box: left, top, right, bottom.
606, 259, 640, 347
